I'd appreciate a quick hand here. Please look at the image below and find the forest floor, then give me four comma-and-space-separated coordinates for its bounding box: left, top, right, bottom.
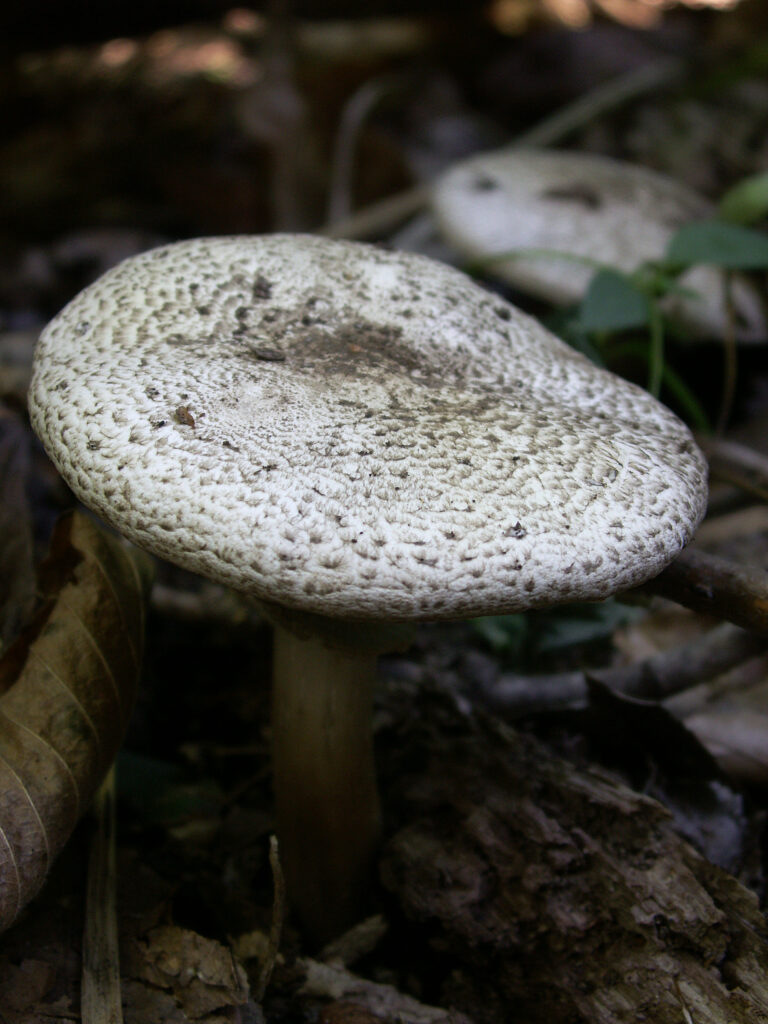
1, 3, 768, 1022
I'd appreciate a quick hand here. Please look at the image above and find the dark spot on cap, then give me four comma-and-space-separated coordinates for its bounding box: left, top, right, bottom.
252, 276, 272, 300
504, 522, 526, 539
175, 405, 195, 427
541, 184, 602, 209
473, 175, 499, 191
250, 346, 286, 362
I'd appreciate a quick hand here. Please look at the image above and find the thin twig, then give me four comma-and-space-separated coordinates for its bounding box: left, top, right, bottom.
476, 622, 766, 716
715, 272, 738, 436
300, 957, 473, 1023
321, 183, 430, 240
255, 835, 286, 1001
639, 547, 768, 635
327, 72, 407, 224
647, 297, 665, 398
264, 0, 309, 230
695, 504, 768, 546
696, 435, 768, 503
81, 767, 122, 1024
320, 56, 686, 240
510, 56, 685, 149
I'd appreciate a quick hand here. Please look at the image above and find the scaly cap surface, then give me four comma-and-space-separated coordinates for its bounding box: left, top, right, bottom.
30, 234, 707, 619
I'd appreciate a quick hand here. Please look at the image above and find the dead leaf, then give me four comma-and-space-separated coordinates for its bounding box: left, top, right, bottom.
686, 708, 768, 787
123, 924, 250, 1019
0, 511, 152, 932
0, 957, 57, 1012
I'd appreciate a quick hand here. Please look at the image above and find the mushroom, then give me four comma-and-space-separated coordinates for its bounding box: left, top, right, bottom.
29, 234, 708, 943
431, 147, 766, 342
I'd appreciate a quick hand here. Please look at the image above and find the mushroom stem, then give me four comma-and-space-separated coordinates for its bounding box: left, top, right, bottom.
272, 622, 381, 944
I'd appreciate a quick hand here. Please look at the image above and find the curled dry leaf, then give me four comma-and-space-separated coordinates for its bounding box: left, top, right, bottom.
0, 511, 153, 932
122, 924, 250, 1018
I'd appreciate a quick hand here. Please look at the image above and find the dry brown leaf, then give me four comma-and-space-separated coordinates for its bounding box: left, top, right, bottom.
0, 511, 152, 932
122, 924, 250, 1019
686, 708, 768, 786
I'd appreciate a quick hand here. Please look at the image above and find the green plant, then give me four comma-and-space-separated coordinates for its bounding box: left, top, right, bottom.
562, 206, 768, 432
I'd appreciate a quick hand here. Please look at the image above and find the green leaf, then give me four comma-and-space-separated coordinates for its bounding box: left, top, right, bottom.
531, 600, 642, 656
578, 269, 652, 332
719, 172, 768, 225
606, 340, 711, 433
666, 219, 768, 269
471, 614, 528, 658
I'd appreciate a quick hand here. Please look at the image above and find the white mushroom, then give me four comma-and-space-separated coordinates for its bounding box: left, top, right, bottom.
432, 148, 766, 342
29, 234, 708, 942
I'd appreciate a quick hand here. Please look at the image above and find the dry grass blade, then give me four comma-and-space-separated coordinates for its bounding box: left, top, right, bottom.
320, 57, 684, 241
0, 511, 152, 932
82, 766, 122, 1024
255, 835, 286, 1001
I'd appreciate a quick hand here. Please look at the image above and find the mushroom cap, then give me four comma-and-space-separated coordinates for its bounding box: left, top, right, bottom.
30, 234, 707, 621
431, 148, 766, 342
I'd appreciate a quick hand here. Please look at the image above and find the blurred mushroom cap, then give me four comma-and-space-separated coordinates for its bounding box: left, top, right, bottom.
432, 148, 766, 342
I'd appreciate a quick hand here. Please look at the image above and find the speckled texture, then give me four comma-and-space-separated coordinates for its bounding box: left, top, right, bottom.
30, 235, 707, 620
432, 148, 766, 342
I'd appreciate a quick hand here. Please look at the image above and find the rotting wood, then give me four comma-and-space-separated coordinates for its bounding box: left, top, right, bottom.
379, 700, 768, 1024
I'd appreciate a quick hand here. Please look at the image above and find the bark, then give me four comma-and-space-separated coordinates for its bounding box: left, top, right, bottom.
379, 700, 768, 1024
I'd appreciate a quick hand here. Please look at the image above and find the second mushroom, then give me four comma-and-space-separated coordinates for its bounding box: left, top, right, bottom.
29, 234, 708, 943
